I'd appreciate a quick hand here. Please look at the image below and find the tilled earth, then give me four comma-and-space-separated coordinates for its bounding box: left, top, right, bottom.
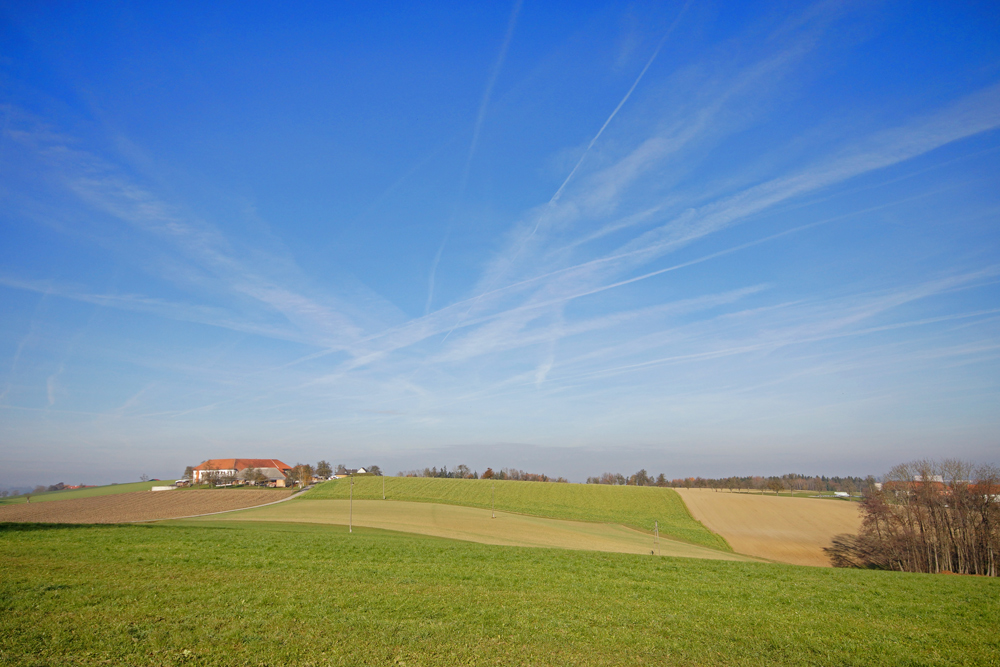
675, 488, 862, 567
0, 489, 295, 523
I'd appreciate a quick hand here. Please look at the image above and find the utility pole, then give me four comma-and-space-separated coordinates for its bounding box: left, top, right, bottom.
492, 481, 495, 519
349, 475, 353, 534
382, 474, 385, 500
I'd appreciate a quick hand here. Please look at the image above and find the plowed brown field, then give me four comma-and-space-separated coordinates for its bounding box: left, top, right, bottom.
675, 489, 862, 567
0, 489, 294, 524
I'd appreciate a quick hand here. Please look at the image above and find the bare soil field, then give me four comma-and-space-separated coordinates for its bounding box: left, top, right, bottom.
675, 489, 862, 567
0, 489, 294, 524
186, 498, 759, 561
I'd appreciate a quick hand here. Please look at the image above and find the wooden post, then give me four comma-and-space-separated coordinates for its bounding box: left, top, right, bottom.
349, 475, 353, 533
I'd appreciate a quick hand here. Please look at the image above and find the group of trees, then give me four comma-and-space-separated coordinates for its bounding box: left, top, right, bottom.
1, 483, 82, 499
287, 461, 384, 486
182, 460, 383, 488
396, 465, 567, 483
586, 470, 865, 494
333, 463, 382, 476
484, 467, 568, 482
587, 470, 669, 486
826, 460, 999, 576
398, 464, 480, 479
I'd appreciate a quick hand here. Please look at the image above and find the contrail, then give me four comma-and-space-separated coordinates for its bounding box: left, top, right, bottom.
549, 0, 692, 204
463, 0, 523, 189
426, 0, 524, 315
440, 3, 691, 338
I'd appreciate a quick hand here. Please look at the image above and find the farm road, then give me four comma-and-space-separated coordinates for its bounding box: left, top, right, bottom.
675, 489, 862, 567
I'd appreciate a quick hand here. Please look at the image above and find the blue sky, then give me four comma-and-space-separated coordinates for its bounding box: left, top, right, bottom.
1, 1, 999, 485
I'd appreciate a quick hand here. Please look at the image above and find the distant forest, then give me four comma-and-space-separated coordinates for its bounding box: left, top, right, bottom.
394, 466, 865, 494
586, 471, 867, 494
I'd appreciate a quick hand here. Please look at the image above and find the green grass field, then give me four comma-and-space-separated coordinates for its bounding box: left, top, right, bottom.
1, 521, 997, 666
0, 480, 178, 505
306, 476, 729, 550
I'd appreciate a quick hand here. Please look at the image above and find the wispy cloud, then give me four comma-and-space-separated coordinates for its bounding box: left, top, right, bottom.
426, 0, 524, 315
2, 1, 997, 474
7, 121, 377, 353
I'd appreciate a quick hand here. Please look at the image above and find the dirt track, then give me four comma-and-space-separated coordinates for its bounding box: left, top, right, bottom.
0, 489, 294, 524
675, 489, 862, 567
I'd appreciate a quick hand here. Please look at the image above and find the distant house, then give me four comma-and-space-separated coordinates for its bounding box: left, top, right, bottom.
333, 468, 367, 478
192, 459, 292, 485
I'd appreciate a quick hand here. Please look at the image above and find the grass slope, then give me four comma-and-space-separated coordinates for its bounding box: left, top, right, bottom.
0, 480, 177, 505
1, 521, 997, 666
306, 476, 728, 550
193, 498, 752, 561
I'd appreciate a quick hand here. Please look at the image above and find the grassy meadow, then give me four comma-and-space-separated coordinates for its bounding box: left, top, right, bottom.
0, 480, 178, 505
2, 520, 998, 666
307, 476, 728, 550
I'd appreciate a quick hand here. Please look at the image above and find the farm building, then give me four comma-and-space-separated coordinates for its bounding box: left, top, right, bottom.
192, 459, 292, 485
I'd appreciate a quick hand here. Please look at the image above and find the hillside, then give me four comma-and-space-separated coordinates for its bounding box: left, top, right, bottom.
0, 480, 177, 505
2, 521, 996, 666
676, 488, 863, 566
193, 498, 751, 560
0, 489, 294, 523
305, 476, 729, 551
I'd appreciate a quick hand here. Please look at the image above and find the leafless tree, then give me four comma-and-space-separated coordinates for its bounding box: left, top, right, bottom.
826, 459, 999, 576
290, 463, 314, 487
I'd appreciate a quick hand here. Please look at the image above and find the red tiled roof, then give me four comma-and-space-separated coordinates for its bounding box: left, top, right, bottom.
193, 458, 292, 472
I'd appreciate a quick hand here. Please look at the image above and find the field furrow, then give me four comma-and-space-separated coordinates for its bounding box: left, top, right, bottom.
0, 489, 294, 523
675, 489, 862, 566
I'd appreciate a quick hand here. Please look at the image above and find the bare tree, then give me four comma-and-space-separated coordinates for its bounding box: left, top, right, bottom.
827, 459, 999, 576
315, 461, 333, 479
242, 467, 267, 486
290, 463, 315, 487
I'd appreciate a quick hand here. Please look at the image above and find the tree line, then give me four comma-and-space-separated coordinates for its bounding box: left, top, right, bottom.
826, 459, 999, 576
396, 465, 568, 483
586, 470, 865, 494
